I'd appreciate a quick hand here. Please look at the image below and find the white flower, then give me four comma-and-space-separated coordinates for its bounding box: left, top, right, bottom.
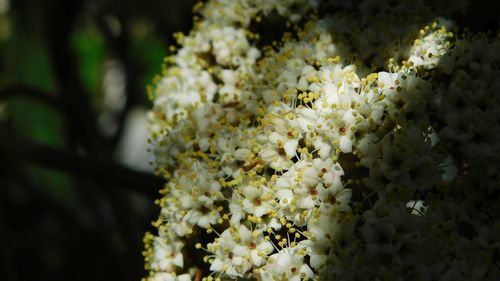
258, 130, 299, 170
149, 230, 185, 272
260, 247, 314, 281
302, 207, 345, 269
151, 272, 192, 281
406, 200, 427, 216
239, 183, 274, 218
145, 1, 500, 280
208, 225, 274, 277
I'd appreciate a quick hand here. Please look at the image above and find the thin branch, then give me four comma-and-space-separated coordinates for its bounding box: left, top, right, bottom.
47, 0, 108, 157
0, 135, 163, 198
0, 84, 65, 112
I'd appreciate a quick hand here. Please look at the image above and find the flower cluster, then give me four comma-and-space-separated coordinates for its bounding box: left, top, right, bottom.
144, 0, 500, 280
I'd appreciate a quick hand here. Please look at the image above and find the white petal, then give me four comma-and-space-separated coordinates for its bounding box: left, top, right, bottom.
339, 135, 352, 153
233, 245, 249, 257
302, 167, 319, 186
299, 107, 317, 122
234, 148, 252, 161
258, 241, 274, 254
268, 218, 282, 230
210, 259, 224, 271
269, 132, 283, 144
225, 265, 239, 277
378, 72, 395, 89
151, 272, 176, 281
197, 215, 210, 228
277, 190, 294, 205
297, 76, 308, 91
198, 137, 210, 151
238, 225, 252, 242
284, 139, 298, 158
259, 148, 277, 162
371, 103, 384, 123
251, 251, 264, 266
342, 109, 355, 125
177, 274, 191, 281
254, 205, 268, 217
332, 162, 344, 176
221, 69, 237, 84
276, 176, 292, 189
275, 252, 292, 268
232, 256, 244, 266
310, 253, 327, 269
319, 142, 332, 159
172, 253, 184, 267
260, 269, 274, 281
300, 264, 314, 278
298, 196, 316, 209
243, 185, 261, 198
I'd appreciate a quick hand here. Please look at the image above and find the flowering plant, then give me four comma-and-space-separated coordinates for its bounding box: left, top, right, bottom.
143, 1, 500, 280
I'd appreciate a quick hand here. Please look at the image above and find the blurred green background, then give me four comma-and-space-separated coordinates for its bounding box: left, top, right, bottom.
0, 0, 194, 280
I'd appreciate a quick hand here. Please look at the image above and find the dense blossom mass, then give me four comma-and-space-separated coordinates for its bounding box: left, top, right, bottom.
144, 0, 500, 280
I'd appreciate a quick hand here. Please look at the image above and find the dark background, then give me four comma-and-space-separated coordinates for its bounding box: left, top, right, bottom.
0, 0, 194, 280
0, 0, 499, 280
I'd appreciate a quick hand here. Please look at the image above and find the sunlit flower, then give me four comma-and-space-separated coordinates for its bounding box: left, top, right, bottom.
144, 1, 500, 280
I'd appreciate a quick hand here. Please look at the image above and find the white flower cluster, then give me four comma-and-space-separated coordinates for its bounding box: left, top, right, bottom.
144, 1, 500, 280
